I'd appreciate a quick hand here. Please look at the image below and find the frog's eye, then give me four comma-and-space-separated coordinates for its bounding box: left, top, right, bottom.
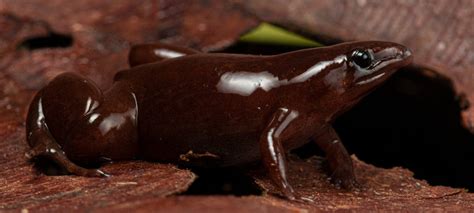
350, 49, 373, 69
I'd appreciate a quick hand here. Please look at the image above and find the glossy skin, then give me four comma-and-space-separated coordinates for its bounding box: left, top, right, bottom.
26, 41, 412, 200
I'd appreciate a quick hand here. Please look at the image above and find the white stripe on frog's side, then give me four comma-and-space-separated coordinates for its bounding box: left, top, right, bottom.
290, 55, 346, 83
153, 49, 185, 59
216, 71, 284, 96
216, 55, 347, 96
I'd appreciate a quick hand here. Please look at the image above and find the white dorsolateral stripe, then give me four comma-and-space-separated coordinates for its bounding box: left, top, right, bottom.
290, 55, 346, 83
153, 49, 185, 59
216, 55, 347, 96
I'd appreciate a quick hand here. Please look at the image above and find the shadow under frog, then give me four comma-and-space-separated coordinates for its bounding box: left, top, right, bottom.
26, 41, 412, 200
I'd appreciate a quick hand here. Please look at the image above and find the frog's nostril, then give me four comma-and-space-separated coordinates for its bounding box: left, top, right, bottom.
403, 48, 412, 58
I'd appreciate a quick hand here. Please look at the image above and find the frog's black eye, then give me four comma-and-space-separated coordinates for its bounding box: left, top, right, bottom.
350, 49, 373, 69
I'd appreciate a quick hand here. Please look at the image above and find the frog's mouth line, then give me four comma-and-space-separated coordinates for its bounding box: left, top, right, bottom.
355, 72, 386, 85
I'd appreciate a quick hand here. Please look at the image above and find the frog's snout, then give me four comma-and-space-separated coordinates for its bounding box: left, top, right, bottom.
402, 48, 412, 58
398, 46, 413, 63
375, 43, 413, 68
393, 44, 413, 65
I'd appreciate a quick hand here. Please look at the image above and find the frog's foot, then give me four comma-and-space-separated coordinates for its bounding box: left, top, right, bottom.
313, 126, 359, 190
279, 184, 297, 201
330, 164, 360, 190
276, 189, 315, 203
26, 130, 109, 178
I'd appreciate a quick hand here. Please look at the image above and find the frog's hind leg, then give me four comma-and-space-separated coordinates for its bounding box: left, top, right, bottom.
128, 42, 201, 67
26, 127, 108, 177
26, 73, 109, 177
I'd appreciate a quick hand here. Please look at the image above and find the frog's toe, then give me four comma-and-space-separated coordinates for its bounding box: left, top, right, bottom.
88, 169, 110, 178
330, 165, 359, 190
338, 177, 361, 190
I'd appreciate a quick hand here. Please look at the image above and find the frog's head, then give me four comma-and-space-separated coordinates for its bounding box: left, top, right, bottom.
318, 41, 412, 112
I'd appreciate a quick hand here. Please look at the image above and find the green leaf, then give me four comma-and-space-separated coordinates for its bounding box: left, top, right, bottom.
239, 23, 322, 47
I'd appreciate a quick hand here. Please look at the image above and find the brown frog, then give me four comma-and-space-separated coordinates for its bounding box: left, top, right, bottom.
26, 41, 412, 200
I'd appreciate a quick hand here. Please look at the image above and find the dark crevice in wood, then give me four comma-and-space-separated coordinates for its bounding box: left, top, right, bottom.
182, 167, 262, 196
18, 32, 73, 50
335, 66, 474, 190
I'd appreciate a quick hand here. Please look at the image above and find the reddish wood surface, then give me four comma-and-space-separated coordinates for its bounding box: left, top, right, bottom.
1, 0, 474, 211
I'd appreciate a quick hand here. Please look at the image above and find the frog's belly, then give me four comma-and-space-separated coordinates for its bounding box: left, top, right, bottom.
137, 118, 315, 168
135, 88, 278, 167
139, 128, 262, 167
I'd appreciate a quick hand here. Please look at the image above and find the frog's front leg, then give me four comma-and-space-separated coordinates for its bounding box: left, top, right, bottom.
260, 107, 300, 200
312, 126, 358, 188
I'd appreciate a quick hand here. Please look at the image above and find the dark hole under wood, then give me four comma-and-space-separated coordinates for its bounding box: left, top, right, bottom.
182, 167, 262, 196
334, 66, 474, 190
